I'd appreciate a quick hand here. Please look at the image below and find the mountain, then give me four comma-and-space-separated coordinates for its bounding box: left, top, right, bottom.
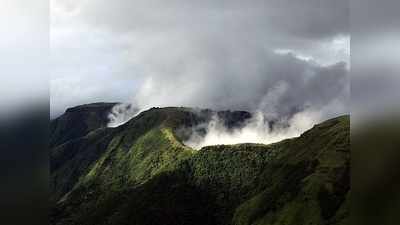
50, 103, 350, 225
50, 102, 118, 147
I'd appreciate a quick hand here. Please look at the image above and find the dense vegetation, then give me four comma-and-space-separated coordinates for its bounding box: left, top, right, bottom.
50, 104, 350, 225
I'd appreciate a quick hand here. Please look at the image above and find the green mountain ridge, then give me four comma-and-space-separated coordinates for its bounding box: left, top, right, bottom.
50, 102, 119, 147
50, 104, 349, 225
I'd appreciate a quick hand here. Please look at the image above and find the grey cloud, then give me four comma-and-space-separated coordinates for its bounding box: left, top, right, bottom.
133, 49, 349, 121
51, 0, 349, 121
77, 0, 348, 40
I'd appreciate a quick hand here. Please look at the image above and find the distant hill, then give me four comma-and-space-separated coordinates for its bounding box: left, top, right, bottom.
50, 102, 119, 147
50, 103, 349, 225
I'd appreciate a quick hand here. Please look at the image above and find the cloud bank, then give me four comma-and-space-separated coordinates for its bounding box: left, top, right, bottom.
51, 0, 349, 146
184, 111, 308, 149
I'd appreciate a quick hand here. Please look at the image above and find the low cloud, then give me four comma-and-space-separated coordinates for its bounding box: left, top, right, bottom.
108, 51, 349, 128
107, 103, 139, 127
183, 99, 344, 150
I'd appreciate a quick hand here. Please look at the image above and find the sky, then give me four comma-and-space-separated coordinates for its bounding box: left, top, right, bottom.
351, 0, 400, 121
50, 0, 350, 120
0, 0, 48, 118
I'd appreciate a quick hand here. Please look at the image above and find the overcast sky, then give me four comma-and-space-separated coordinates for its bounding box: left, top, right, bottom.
0, 0, 48, 118
51, 0, 350, 119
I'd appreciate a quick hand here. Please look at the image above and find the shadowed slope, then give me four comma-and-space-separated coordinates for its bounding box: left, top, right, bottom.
50, 102, 118, 147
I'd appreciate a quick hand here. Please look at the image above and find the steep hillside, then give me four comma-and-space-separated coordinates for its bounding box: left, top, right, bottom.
50, 106, 250, 203
232, 116, 350, 225
50, 104, 349, 225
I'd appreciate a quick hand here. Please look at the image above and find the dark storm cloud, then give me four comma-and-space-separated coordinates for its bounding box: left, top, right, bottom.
52, 0, 349, 120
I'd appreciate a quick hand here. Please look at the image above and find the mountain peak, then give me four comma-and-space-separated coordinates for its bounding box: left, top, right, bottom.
50, 102, 119, 147
65, 102, 119, 113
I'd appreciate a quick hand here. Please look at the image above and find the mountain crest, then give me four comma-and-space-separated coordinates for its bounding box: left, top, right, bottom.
51, 103, 349, 225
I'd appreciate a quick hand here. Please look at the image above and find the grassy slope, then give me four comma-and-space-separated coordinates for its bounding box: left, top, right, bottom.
51, 107, 199, 224
50, 107, 349, 225
232, 116, 350, 225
